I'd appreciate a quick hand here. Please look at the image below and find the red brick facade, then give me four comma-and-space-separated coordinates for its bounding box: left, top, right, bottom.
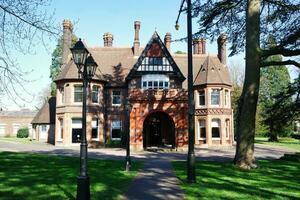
128, 89, 188, 150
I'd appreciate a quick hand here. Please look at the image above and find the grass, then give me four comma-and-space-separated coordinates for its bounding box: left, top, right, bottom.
173, 160, 300, 200
255, 137, 300, 152
0, 152, 142, 200
0, 136, 39, 144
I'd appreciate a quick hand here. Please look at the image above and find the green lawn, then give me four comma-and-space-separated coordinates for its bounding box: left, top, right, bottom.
0, 137, 40, 144
173, 160, 300, 200
255, 137, 300, 152
0, 152, 142, 200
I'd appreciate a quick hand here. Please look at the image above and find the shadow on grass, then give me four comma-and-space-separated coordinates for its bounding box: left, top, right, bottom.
173, 160, 300, 200
0, 152, 142, 200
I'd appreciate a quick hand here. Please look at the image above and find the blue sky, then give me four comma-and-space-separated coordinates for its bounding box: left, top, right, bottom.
7, 0, 294, 110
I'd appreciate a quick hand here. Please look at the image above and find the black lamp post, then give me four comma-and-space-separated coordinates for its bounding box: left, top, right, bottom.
125, 99, 132, 171
186, 0, 196, 184
71, 38, 98, 200
176, 0, 196, 183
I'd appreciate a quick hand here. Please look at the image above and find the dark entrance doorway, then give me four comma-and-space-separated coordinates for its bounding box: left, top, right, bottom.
143, 112, 175, 149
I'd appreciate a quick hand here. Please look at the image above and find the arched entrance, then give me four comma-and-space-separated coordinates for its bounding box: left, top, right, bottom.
143, 111, 175, 149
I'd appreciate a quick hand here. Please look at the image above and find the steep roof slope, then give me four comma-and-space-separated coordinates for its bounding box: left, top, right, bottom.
55, 34, 231, 88
194, 55, 232, 86
31, 97, 56, 124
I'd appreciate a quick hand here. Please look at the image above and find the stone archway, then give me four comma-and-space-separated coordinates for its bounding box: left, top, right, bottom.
143, 111, 175, 149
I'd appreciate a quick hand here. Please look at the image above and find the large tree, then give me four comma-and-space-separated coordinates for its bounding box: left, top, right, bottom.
263, 76, 300, 141
0, 0, 58, 106
259, 39, 292, 141
191, 0, 300, 169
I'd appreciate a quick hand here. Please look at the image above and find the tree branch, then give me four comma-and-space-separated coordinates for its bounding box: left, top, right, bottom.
261, 48, 300, 57
278, 27, 300, 47
260, 59, 300, 68
0, 5, 58, 35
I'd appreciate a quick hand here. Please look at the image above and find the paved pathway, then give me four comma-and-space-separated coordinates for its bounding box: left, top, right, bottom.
0, 139, 296, 200
124, 156, 184, 200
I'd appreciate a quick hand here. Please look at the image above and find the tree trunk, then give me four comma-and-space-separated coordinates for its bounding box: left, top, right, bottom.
268, 121, 279, 142
234, 0, 261, 170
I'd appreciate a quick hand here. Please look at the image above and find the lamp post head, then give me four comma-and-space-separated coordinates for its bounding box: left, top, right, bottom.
85, 55, 98, 80
70, 38, 89, 74
175, 23, 180, 31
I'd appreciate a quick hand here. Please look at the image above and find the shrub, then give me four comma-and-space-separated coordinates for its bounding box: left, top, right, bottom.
291, 133, 300, 140
16, 128, 29, 138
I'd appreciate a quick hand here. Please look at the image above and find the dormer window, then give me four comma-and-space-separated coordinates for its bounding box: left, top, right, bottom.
141, 74, 169, 89
138, 57, 173, 71
148, 57, 163, 65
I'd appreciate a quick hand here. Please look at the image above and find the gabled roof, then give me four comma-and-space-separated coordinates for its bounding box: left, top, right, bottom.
126, 32, 185, 82
31, 97, 56, 124
55, 59, 107, 83
89, 47, 140, 87
194, 56, 232, 86
54, 33, 231, 88
55, 47, 144, 87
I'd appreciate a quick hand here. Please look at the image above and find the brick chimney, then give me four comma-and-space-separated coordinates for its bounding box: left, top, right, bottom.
193, 38, 206, 54
62, 19, 73, 66
164, 32, 171, 52
193, 39, 201, 54
201, 38, 206, 54
133, 21, 141, 56
103, 32, 113, 47
217, 33, 227, 64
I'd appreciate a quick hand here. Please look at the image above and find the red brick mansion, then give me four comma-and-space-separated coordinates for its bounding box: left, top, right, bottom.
32, 20, 233, 151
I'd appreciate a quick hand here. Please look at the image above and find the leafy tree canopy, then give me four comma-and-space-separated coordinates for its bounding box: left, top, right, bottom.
191, 0, 300, 68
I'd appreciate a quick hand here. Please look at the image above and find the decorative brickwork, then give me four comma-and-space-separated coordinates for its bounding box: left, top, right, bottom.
195, 108, 232, 116
128, 88, 188, 150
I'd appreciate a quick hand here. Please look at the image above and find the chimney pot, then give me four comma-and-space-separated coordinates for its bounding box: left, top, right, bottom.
62, 19, 73, 66
134, 21, 141, 56
193, 38, 206, 54
193, 39, 200, 54
201, 38, 206, 54
164, 32, 171, 52
103, 32, 113, 47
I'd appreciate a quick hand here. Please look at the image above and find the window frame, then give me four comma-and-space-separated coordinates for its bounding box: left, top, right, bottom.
225, 119, 230, 139
74, 85, 83, 103
91, 118, 99, 140
112, 90, 121, 106
141, 74, 170, 89
92, 85, 99, 103
224, 89, 229, 107
41, 125, 47, 132
58, 118, 64, 141
211, 89, 220, 106
198, 119, 206, 140
111, 120, 122, 140
211, 119, 221, 139
198, 90, 205, 106
71, 118, 82, 143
